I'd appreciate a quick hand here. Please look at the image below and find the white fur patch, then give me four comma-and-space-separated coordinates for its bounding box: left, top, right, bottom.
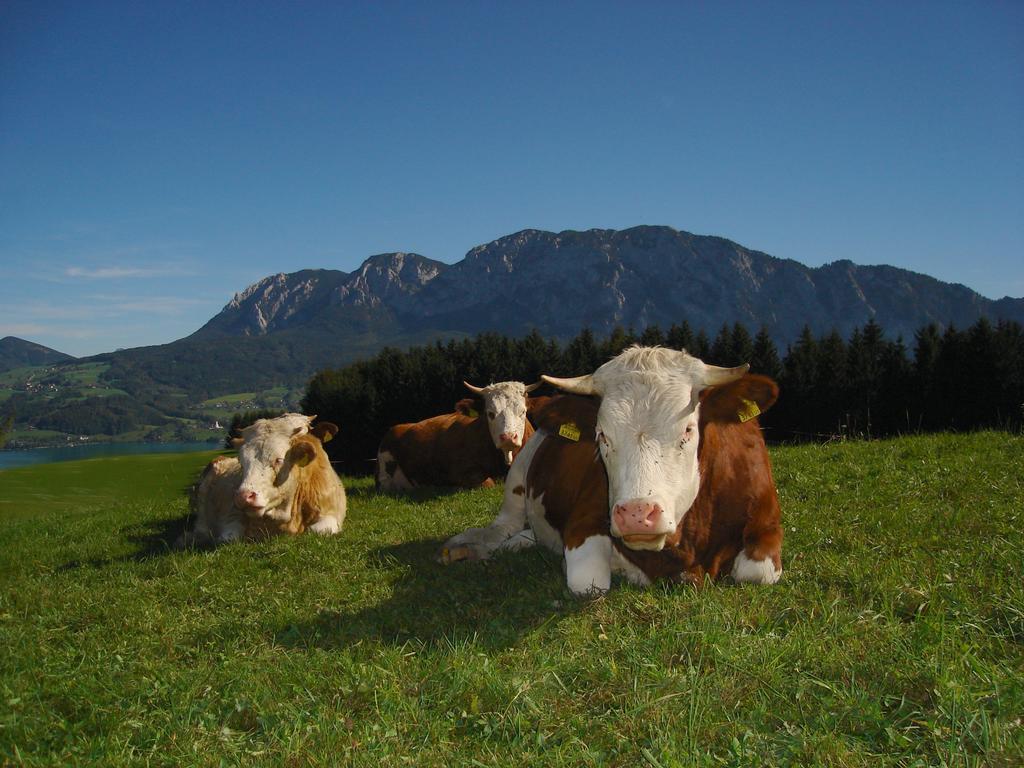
309, 516, 341, 535
377, 449, 414, 491
731, 551, 782, 585
564, 535, 612, 596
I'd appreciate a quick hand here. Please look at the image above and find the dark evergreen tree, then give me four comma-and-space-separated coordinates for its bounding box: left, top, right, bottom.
778, 326, 818, 436
709, 324, 733, 365
913, 323, 942, 430
600, 326, 636, 360
666, 321, 695, 352
751, 325, 783, 380
639, 324, 665, 347
564, 328, 600, 375
730, 322, 755, 367
814, 330, 849, 437
692, 329, 712, 361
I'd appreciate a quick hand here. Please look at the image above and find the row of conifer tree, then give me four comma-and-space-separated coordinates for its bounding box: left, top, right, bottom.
293, 318, 1023, 474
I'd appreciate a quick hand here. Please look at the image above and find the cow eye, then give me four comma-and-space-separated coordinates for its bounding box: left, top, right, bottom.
488, 411, 496, 420
597, 431, 609, 448
680, 423, 696, 446
273, 457, 284, 468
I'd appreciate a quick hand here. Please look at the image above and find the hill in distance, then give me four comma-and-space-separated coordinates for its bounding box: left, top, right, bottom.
0, 337, 76, 374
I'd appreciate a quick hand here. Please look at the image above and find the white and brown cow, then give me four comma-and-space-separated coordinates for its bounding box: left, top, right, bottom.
439, 346, 783, 595
177, 413, 346, 547
376, 380, 540, 491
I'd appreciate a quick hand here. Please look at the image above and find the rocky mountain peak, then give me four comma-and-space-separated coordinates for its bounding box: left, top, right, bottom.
193, 269, 349, 338
336, 252, 446, 307
187, 225, 1023, 352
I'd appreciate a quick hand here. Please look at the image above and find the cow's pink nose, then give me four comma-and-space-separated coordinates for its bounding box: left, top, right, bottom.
499, 432, 519, 445
613, 500, 664, 535
235, 489, 260, 508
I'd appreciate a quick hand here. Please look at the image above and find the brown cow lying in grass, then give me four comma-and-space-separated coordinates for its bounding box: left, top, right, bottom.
440, 346, 783, 595
177, 413, 346, 547
376, 380, 540, 491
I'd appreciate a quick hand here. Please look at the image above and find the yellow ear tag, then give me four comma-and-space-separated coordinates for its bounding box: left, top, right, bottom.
558, 422, 581, 442
737, 398, 761, 423
466, 408, 479, 419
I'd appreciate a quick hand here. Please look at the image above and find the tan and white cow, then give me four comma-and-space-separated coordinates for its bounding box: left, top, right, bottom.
177, 413, 346, 547
440, 346, 783, 595
376, 380, 540, 491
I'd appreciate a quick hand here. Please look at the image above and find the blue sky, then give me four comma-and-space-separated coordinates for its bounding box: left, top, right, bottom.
1, 1, 1021, 357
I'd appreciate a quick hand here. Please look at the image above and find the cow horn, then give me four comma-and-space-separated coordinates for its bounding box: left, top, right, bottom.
524, 381, 542, 393
463, 380, 486, 395
541, 373, 598, 396
702, 363, 749, 387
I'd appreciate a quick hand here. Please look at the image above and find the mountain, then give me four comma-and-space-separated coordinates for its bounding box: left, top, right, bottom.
191, 226, 1024, 354
387, 227, 1024, 343
0, 337, 76, 373
190, 253, 447, 340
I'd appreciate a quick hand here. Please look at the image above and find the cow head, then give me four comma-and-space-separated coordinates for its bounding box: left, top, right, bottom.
233, 413, 338, 520
463, 380, 541, 466
543, 346, 747, 552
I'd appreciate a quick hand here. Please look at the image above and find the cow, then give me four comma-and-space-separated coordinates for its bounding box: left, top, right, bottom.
439, 346, 783, 596
177, 413, 347, 547
376, 380, 541, 491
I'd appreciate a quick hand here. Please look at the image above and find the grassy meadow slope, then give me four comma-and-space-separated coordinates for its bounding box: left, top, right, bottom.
0, 434, 1022, 766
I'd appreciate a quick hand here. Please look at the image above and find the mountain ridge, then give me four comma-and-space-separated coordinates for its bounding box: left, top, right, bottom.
180, 224, 1023, 355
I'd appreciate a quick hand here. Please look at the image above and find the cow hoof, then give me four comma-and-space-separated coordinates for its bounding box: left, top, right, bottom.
438, 544, 480, 564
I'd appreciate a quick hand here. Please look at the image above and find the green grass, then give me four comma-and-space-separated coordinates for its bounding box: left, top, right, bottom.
1, 433, 1022, 766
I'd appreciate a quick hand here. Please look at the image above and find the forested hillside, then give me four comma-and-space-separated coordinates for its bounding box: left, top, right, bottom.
303, 318, 1024, 474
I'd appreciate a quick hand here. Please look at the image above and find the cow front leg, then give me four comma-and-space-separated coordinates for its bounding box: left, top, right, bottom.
564, 535, 612, 596
439, 433, 543, 564
309, 515, 341, 536
731, 551, 782, 584
731, 517, 783, 585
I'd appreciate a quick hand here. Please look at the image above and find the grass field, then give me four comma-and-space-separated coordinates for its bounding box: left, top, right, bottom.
0, 433, 1022, 766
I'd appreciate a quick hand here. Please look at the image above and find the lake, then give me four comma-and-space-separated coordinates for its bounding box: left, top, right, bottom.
0, 441, 220, 471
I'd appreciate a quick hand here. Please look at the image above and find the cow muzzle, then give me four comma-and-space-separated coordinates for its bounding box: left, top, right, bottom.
612, 499, 673, 551
234, 488, 266, 517
498, 432, 521, 448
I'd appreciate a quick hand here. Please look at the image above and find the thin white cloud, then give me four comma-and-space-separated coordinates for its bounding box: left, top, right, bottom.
7, 295, 211, 324
87, 295, 209, 315
65, 265, 192, 279
0, 323, 48, 337
0, 323, 98, 340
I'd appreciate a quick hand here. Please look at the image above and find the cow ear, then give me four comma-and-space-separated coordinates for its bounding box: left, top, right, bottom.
289, 440, 316, 467
311, 422, 339, 443
700, 375, 779, 424
454, 398, 478, 416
